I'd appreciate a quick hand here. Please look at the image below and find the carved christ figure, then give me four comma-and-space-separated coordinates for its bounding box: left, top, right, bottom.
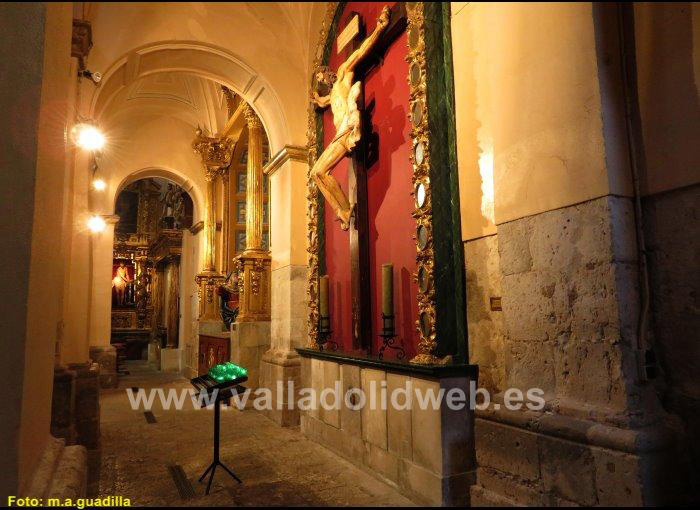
312, 6, 390, 230
112, 261, 132, 306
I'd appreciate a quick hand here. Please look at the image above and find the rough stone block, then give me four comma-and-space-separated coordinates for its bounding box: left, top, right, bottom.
553, 339, 628, 414
361, 368, 387, 450
539, 435, 597, 506
504, 338, 556, 401
474, 418, 540, 482
591, 447, 643, 506
470, 484, 518, 507
498, 220, 533, 275
386, 373, 412, 460
477, 466, 545, 506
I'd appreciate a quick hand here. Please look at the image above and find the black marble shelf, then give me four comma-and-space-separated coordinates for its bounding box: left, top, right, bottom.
296, 347, 478, 379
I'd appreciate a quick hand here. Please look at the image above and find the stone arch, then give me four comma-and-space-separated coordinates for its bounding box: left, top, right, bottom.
90, 41, 289, 152
113, 166, 204, 224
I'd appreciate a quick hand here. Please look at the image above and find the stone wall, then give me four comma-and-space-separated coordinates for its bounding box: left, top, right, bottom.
466, 196, 686, 505
643, 183, 700, 489
465, 235, 506, 394
299, 356, 475, 506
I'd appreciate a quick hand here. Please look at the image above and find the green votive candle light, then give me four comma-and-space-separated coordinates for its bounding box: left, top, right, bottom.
208, 362, 247, 383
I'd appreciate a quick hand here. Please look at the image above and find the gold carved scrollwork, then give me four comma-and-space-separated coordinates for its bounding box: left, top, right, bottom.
243, 105, 263, 130
305, 2, 339, 349
406, 3, 447, 365
192, 130, 235, 175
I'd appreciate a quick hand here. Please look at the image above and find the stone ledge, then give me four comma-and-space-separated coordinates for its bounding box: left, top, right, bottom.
47, 445, 87, 500
296, 347, 478, 379
476, 405, 674, 454
23, 437, 87, 500
470, 484, 518, 507
473, 415, 685, 505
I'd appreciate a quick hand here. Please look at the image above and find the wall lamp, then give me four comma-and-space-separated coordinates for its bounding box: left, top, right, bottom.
71, 122, 105, 151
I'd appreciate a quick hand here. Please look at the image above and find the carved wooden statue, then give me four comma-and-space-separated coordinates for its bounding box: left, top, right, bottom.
311, 5, 390, 230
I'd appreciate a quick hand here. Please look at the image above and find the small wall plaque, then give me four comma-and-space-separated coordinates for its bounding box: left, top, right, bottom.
490, 297, 502, 312
337, 14, 360, 54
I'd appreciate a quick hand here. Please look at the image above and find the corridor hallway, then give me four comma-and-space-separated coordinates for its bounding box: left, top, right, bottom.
98, 362, 413, 506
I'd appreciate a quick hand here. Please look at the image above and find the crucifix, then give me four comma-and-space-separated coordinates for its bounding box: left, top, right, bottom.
312, 4, 407, 353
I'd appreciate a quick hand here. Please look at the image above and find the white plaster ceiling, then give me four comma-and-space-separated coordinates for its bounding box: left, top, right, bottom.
102, 71, 228, 137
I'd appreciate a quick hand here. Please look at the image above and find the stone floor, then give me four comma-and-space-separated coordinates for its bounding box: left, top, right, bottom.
98, 361, 414, 507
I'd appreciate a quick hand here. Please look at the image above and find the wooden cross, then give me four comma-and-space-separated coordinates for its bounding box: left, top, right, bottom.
342, 4, 407, 353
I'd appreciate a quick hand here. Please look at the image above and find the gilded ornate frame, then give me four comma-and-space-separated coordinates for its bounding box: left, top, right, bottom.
305, 2, 466, 365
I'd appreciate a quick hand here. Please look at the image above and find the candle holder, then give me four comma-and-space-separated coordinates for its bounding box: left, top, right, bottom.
317, 316, 338, 351
378, 313, 406, 360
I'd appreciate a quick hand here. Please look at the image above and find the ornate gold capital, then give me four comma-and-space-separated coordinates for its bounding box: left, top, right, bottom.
192, 129, 235, 171
203, 165, 226, 182
221, 86, 237, 119
243, 105, 263, 130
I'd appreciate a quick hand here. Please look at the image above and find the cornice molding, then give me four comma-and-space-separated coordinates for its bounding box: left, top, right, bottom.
263, 145, 308, 177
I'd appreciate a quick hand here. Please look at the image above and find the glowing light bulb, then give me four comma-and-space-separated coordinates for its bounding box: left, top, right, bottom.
87, 215, 106, 233
72, 123, 105, 151
92, 178, 106, 191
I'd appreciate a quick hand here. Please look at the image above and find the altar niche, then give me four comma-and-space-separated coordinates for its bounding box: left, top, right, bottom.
111, 177, 193, 360
308, 2, 467, 365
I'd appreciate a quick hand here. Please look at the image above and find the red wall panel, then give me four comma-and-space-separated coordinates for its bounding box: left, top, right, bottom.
323, 2, 417, 359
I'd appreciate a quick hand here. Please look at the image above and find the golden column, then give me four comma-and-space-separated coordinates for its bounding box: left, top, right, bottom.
233, 106, 271, 322
245, 106, 264, 251
192, 129, 234, 321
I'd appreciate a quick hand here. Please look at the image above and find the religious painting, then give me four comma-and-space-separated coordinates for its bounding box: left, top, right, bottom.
112, 259, 135, 307
263, 202, 268, 225
239, 149, 248, 165
235, 230, 246, 252
236, 171, 247, 193
236, 201, 246, 223
262, 231, 269, 251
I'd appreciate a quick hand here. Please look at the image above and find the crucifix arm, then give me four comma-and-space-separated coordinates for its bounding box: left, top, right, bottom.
339, 6, 390, 74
